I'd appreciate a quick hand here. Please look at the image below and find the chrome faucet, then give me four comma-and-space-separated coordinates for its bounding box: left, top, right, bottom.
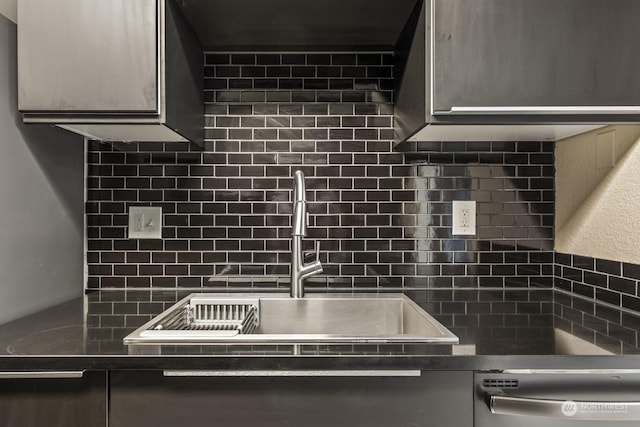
290, 170, 323, 298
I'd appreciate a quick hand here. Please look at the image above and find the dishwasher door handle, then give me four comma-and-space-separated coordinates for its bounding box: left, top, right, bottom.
488, 394, 640, 421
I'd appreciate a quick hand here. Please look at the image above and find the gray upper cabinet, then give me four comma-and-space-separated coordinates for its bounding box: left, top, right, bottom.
433, 0, 640, 114
395, 0, 640, 143
19, 0, 158, 114
18, 0, 203, 144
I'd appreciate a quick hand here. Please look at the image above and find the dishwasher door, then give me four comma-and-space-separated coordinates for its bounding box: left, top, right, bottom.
475, 370, 640, 426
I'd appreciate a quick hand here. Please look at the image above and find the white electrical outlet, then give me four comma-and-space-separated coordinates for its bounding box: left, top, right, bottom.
460, 207, 470, 228
452, 201, 476, 235
128, 206, 162, 239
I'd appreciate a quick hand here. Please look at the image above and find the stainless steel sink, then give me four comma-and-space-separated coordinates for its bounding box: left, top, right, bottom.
123, 293, 458, 345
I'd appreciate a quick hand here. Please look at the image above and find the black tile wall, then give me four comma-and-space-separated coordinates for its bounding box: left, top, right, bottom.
86, 52, 555, 291
86, 289, 186, 354
553, 290, 640, 354
410, 289, 557, 355
555, 252, 640, 314
85, 288, 640, 355
401, 141, 555, 289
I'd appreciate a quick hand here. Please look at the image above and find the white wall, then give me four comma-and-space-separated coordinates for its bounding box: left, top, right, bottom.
0, 0, 16, 22
555, 125, 640, 229
0, 14, 84, 324
556, 125, 640, 264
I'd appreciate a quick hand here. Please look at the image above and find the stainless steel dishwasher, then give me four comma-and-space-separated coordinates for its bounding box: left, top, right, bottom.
475, 370, 640, 425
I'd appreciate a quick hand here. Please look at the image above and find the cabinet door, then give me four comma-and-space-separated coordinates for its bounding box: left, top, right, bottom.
0, 371, 107, 427
110, 370, 472, 427
431, 0, 640, 115
18, 0, 158, 113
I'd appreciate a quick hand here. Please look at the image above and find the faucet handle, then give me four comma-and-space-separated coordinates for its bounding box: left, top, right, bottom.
303, 240, 322, 263
315, 240, 321, 262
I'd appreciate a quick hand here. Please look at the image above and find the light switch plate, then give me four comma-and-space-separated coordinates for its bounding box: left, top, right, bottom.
128, 206, 162, 239
452, 200, 476, 236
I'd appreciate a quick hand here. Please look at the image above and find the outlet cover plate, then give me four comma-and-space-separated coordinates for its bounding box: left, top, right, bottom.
128, 206, 162, 239
452, 200, 476, 236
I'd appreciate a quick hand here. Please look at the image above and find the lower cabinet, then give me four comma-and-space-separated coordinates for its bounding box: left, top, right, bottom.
109, 370, 473, 427
0, 370, 107, 427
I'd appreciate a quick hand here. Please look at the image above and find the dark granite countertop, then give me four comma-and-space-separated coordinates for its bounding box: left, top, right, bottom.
0, 288, 639, 371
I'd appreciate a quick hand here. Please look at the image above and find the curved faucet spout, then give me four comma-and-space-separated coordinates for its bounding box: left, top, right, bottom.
293, 170, 306, 203
292, 201, 307, 236
292, 170, 307, 236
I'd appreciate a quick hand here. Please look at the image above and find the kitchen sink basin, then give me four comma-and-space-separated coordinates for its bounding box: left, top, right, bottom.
124, 293, 458, 345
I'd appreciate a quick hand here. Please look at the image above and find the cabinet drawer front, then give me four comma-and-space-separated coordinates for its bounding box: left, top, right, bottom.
0, 371, 106, 427
110, 370, 472, 427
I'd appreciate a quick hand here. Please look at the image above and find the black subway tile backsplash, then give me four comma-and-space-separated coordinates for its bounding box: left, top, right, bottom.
555, 252, 640, 313
623, 263, 640, 281
86, 52, 561, 297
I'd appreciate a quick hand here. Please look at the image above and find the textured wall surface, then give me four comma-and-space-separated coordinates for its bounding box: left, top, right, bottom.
555, 125, 640, 230
86, 52, 555, 291
556, 131, 640, 265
